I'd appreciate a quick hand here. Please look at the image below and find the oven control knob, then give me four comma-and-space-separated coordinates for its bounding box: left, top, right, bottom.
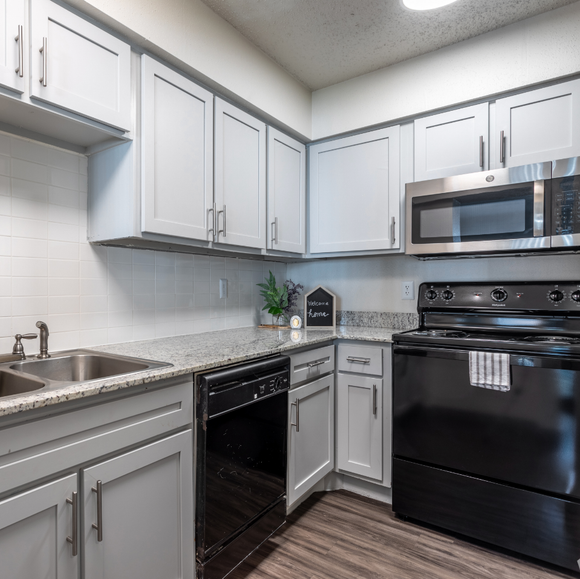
572, 291, 580, 302
441, 290, 454, 301
491, 289, 508, 302
549, 289, 564, 303
425, 289, 438, 301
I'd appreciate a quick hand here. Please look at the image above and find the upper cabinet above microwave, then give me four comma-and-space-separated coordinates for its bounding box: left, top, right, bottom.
414, 103, 489, 182
0, 0, 131, 148
493, 79, 580, 169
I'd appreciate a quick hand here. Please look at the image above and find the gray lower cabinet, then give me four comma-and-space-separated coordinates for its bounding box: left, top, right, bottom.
336, 373, 383, 481
0, 473, 79, 579
0, 378, 194, 579
287, 373, 335, 507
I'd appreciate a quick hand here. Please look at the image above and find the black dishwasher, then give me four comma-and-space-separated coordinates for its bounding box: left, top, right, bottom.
195, 355, 290, 579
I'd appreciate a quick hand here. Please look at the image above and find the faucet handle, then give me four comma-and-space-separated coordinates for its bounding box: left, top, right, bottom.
13, 333, 38, 358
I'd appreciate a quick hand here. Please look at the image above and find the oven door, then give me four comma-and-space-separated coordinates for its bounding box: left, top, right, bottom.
393, 344, 580, 499
405, 164, 551, 256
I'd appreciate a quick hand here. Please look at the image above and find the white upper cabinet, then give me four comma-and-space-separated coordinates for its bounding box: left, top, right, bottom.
493, 79, 580, 168
414, 103, 489, 181
214, 98, 267, 250
267, 127, 305, 254
29, 0, 131, 131
141, 55, 214, 241
309, 126, 400, 254
0, 0, 25, 93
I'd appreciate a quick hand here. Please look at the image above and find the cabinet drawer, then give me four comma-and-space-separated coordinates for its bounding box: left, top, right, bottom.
337, 344, 382, 376
289, 345, 334, 386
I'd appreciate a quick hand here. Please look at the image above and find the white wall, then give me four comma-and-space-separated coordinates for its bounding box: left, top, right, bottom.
288, 253, 580, 314
312, 2, 580, 139
68, 0, 312, 140
0, 131, 286, 356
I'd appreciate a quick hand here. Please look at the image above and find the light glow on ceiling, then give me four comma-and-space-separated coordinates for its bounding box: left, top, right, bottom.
402, 0, 460, 10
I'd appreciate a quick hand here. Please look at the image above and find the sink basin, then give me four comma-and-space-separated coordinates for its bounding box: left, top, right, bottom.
10, 350, 171, 384
0, 370, 45, 398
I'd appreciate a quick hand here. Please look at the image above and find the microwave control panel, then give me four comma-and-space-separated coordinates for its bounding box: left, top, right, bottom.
553, 176, 580, 235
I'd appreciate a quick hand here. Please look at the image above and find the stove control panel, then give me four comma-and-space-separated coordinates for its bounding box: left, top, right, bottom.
420, 282, 580, 311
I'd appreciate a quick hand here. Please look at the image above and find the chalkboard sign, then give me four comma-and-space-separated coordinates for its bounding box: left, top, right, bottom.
304, 286, 336, 329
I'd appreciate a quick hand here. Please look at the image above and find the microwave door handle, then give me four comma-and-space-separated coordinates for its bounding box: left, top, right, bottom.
533, 181, 545, 237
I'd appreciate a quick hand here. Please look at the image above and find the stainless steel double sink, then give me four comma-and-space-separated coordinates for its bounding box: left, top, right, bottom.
0, 350, 172, 400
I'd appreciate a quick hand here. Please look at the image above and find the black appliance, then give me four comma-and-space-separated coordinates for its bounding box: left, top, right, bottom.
392, 281, 580, 572
195, 355, 290, 579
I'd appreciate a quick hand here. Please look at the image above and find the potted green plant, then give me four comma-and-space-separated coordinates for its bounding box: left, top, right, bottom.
257, 271, 289, 327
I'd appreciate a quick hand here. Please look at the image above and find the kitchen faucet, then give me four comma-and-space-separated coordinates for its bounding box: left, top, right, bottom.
36, 321, 51, 359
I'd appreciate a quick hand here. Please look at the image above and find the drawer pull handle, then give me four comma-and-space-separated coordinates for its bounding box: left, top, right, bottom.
66, 491, 78, 556
372, 384, 377, 416
346, 356, 371, 364
92, 480, 103, 542
307, 359, 326, 368
291, 399, 300, 432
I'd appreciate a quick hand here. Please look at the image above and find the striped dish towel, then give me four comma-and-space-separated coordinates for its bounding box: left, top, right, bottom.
468, 351, 511, 392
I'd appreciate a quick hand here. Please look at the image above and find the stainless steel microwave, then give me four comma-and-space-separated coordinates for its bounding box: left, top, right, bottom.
405, 160, 579, 258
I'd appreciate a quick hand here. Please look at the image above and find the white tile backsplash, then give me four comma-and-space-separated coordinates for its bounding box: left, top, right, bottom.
1, 131, 285, 355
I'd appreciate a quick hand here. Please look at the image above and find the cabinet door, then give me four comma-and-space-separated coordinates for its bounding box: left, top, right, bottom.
214, 97, 267, 249
309, 126, 400, 253
494, 79, 580, 168
29, 0, 131, 130
267, 127, 305, 253
287, 374, 334, 507
0, 474, 79, 579
414, 103, 488, 181
83, 431, 193, 579
0, 0, 24, 93
141, 56, 214, 241
336, 374, 382, 481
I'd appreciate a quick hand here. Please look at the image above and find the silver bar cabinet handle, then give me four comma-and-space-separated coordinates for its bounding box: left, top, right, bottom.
66, 491, 78, 556
271, 217, 278, 245
500, 130, 505, 164
218, 205, 226, 239
307, 359, 326, 368
92, 480, 103, 542
391, 217, 396, 245
39, 37, 47, 87
291, 399, 300, 432
15, 25, 23, 77
207, 206, 214, 240
346, 356, 371, 364
479, 135, 484, 168
372, 384, 377, 417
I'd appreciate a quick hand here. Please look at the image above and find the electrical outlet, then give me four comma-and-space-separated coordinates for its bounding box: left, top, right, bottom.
219, 278, 228, 299
402, 281, 415, 300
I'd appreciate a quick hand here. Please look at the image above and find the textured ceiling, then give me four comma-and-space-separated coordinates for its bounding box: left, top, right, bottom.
198, 0, 580, 90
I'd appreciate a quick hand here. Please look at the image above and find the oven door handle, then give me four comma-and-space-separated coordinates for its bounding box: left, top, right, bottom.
394, 345, 580, 371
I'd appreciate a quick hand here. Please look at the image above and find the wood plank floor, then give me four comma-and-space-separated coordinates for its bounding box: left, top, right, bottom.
230, 490, 576, 579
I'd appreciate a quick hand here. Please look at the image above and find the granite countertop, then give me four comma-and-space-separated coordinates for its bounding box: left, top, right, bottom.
0, 325, 403, 418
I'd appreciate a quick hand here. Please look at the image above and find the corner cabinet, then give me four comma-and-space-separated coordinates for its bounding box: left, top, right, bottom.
414, 103, 489, 181
214, 97, 267, 250
335, 342, 392, 487
0, 379, 194, 579
493, 79, 580, 168
141, 55, 214, 242
287, 374, 335, 507
309, 126, 400, 254
267, 127, 306, 254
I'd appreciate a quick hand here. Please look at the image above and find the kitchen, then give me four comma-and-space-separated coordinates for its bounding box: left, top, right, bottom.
1, 0, 580, 577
